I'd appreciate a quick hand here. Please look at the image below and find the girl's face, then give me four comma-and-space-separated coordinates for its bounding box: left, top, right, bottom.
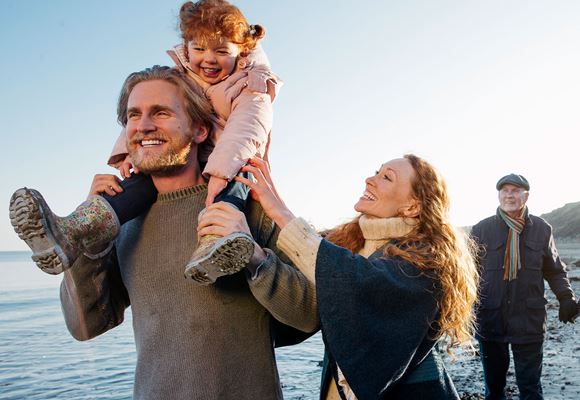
187, 38, 240, 84
354, 158, 419, 219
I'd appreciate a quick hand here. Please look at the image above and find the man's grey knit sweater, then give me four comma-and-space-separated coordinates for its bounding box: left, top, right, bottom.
60, 185, 318, 400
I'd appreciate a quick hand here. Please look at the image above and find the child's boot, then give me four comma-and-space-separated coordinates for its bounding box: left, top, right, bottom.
184, 232, 255, 285
9, 188, 120, 275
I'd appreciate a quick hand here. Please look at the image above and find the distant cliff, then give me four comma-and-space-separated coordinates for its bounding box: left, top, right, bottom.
541, 201, 580, 240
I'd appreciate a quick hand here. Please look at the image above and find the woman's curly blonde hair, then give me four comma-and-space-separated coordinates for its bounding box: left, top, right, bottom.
325, 154, 479, 350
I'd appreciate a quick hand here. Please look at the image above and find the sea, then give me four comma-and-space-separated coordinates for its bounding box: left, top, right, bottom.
0, 251, 324, 400
3, 244, 579, 400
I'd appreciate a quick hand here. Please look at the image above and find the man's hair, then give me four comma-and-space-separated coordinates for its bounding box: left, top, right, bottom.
117, 65, 214, 134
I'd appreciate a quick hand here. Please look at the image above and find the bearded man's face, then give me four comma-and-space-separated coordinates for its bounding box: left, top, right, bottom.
125, 80, 197, 175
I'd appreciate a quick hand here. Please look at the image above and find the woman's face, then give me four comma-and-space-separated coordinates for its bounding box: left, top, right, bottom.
354, 158, 419, 219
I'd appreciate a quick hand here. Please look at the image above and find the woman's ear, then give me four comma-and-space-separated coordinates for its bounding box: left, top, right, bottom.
401, 199, 421, 218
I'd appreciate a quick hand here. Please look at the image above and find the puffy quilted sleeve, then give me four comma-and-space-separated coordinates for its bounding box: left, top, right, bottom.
202, 65, 282, 180
107, 128, 128, 168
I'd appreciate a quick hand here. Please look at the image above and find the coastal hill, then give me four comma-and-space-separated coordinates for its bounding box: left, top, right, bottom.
540, 201, 580, 240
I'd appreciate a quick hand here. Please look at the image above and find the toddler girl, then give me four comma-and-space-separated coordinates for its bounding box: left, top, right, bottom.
9, 0, 280, 285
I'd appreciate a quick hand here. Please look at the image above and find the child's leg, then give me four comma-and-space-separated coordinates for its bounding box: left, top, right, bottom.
212, 171, 251, 211
184, 172, 254, 285
9, 188, 120, 275
8, 174, 157, 275
101, 173, 158, 224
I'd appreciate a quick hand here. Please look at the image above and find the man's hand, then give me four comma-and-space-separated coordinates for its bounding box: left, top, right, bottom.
197, 202, 267, 270
198, 201, 251, 237
558, 298, 579, 323
89, 174, 123, 197
205, 176, 228, 207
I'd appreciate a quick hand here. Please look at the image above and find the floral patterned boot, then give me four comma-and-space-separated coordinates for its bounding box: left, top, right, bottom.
9, 188, 120, 274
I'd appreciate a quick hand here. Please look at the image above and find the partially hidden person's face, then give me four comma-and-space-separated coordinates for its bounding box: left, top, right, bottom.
125, 80, 201, 175
498, 183, 529, 216
354, 158, 419, 219
187, 38, 240, 84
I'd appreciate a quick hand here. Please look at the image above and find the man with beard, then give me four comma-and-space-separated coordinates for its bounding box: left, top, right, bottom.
11, 66, 318, 400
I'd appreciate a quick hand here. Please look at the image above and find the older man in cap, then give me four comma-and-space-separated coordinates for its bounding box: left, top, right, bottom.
471, 173, 577, 400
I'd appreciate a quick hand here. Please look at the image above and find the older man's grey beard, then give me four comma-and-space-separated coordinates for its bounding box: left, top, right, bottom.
131, 139, 194, 176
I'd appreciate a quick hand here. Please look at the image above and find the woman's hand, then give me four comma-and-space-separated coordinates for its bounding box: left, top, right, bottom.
205, 175, 228, 207
236, 157, 295, 229
89, 174, 123, 197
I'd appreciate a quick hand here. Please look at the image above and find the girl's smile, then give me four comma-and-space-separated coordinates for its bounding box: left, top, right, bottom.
187, 39, 241, 84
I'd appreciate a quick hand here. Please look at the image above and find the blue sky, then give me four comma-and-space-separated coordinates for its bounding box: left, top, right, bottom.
2, 0, 580, 251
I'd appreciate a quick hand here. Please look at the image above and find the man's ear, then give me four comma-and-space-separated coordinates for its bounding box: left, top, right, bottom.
402, 199, 421, 218
192, 125, 209, 144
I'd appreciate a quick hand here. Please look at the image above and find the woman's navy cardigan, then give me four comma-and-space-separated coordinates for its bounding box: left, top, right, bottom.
315, 240, 460, 399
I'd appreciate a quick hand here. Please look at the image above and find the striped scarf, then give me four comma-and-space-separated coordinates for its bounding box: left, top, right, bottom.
498, 206, 527, 281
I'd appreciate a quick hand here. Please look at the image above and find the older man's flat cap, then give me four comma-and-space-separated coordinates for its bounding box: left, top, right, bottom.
496, 173, 530, 191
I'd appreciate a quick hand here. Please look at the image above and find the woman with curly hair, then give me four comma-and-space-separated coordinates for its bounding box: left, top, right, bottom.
218, 154, 479, 399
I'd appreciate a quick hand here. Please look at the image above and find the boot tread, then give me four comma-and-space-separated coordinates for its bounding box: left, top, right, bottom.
9, 188, 67, 274
184, 234, 254, 285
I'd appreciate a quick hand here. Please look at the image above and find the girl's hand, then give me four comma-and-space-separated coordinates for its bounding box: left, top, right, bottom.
118, 158, 139, 179
206, 176, 228, 207
236, 157, 295, 229
89, 174, 123, 197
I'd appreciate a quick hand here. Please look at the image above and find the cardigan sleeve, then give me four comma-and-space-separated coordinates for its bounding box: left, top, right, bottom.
276, 217, 322, 284
315, 239, 440, 399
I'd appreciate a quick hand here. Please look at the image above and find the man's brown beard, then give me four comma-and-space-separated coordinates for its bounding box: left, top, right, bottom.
128, 132, 194, 176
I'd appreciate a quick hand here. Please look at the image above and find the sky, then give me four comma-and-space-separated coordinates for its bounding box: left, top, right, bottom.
1, 0, 579, 251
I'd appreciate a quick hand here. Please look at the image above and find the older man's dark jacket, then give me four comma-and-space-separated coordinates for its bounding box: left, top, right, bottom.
471, 211, 574, 344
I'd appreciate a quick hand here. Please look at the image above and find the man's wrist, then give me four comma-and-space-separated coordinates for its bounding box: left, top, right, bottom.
557, 293, 574, 302
246, 245, 271, 280
248, 244, 267, 270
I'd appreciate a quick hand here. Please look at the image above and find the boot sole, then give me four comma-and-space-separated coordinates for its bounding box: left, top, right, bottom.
9, 188, 69, 274
184, 235, 254, 285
